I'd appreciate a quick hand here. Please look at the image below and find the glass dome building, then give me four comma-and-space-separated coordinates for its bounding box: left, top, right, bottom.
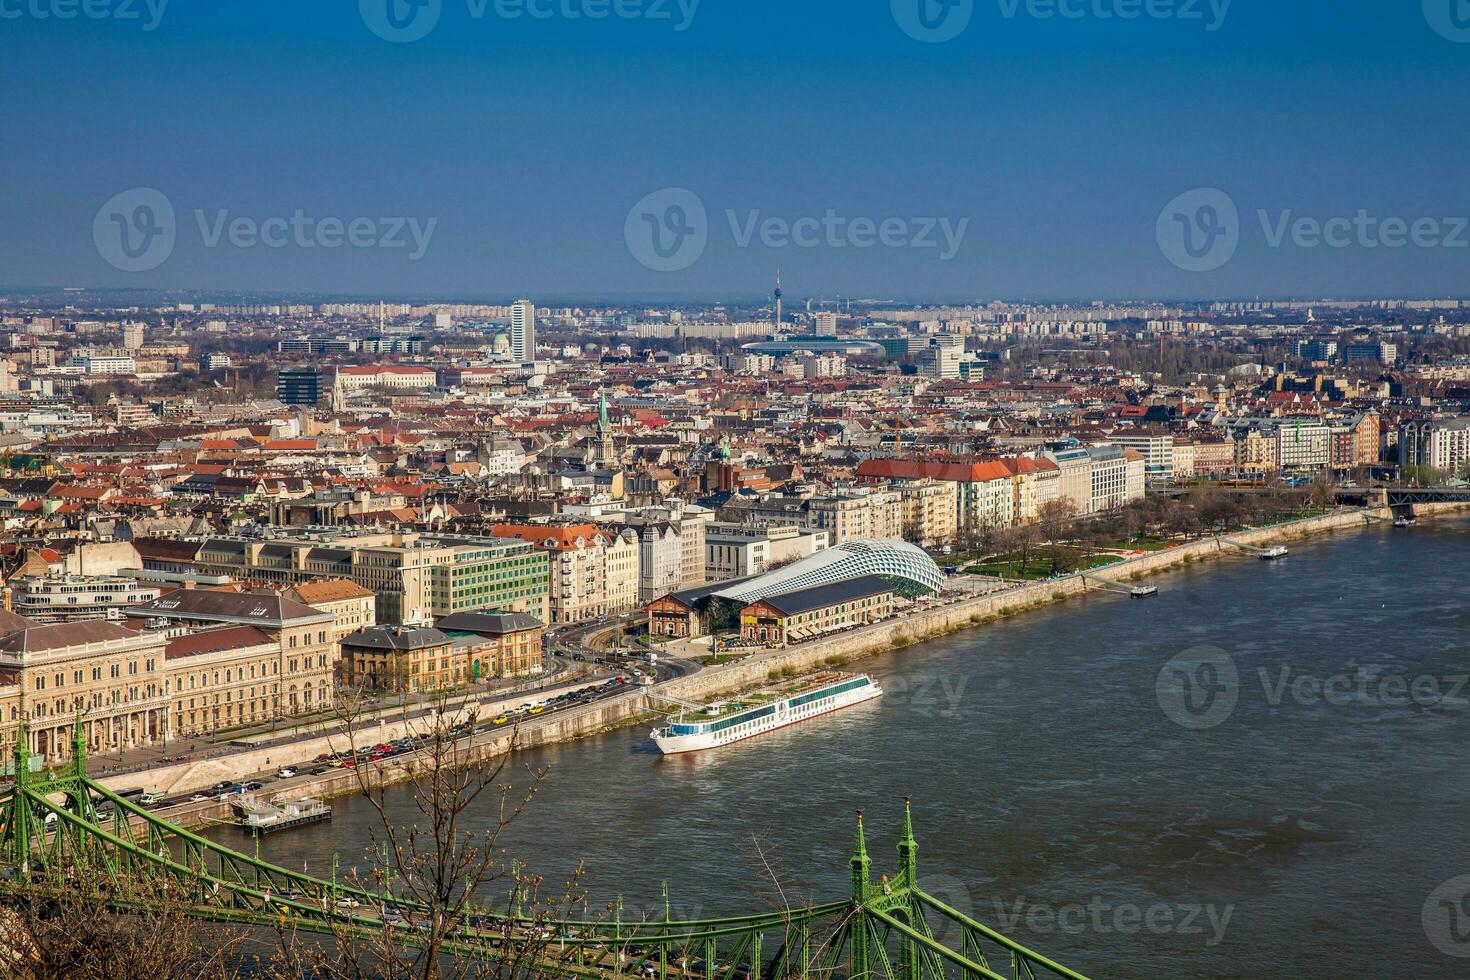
712, 538, 944, 606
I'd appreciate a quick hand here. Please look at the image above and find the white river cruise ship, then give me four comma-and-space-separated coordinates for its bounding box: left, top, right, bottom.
650, 672, 882, 755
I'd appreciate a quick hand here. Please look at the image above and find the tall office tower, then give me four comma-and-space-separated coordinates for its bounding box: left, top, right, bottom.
510, 299, 536, 362
276, 368, 323, 406
815, 311, 837, 336
121, 321, 144, 350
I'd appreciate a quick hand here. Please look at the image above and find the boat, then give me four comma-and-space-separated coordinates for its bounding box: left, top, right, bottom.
650, 672, 882, 755
1258, 545, 1288, 560
234, 795, 331, 834
1129, 585, 1158, 598
1393, 516, 1416, 528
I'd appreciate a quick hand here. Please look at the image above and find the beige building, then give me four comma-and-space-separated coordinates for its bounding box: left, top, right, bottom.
809, 490, 903, 545
283, 578, 377, 646
897, 480, 957, 548
489, 523, 640, 624
125, 588, 336, 721
0, 616, 170, 762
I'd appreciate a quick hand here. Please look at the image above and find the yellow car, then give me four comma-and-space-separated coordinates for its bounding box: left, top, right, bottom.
492, 715, 509, 725
528, 705, 545, 715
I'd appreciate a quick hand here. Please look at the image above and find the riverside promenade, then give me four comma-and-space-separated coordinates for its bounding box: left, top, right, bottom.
98, 508, 1394, 826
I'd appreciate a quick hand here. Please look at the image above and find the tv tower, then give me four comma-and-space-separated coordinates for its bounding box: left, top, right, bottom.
773, 269, 782, 332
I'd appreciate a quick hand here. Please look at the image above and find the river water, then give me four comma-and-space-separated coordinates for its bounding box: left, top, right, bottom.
214, 518, 1470, 978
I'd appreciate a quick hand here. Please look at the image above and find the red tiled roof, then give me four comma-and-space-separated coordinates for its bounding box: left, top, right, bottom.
164, 625, 273, 659
856, 457, 1013, 483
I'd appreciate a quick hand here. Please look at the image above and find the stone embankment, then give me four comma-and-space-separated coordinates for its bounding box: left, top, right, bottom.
110, 508, 1406, 829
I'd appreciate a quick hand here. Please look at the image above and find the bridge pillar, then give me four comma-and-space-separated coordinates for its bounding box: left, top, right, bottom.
850, 811, 872, 979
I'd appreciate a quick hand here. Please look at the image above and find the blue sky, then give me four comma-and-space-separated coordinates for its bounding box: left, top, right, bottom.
2, 0, 1468, 303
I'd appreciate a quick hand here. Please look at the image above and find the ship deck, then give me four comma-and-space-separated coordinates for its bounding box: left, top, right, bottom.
682, 672, 858, 722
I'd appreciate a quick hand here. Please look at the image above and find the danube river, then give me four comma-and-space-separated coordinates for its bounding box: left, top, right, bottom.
216, 518, 1470, 978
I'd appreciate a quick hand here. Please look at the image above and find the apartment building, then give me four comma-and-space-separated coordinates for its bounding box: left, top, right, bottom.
8, 574, 161, 622
704, 523, 830, 581
808, 490, 903, 545
1274, 418, 1332, 471
195, 530, 550, 625
896, 479, 958, 548
1399, 416, 1470, 473
1106, 429, 1175, 481
1004, 456, 1060, 524
488, 523, 640, 624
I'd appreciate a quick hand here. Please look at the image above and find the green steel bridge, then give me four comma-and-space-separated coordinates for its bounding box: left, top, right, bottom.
0, 721, 1093, 979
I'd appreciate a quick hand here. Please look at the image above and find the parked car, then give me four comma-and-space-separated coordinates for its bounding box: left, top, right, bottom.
276, 767, 297, 779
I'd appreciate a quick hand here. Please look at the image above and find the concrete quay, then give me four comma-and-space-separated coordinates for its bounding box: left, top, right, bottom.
111, 508, 1409, 831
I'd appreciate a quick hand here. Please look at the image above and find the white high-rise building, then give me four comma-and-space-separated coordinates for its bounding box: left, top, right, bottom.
121, 322, 144, 350
510, 299, 536, 362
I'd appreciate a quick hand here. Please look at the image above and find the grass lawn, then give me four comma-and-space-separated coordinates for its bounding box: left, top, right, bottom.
965, 551, 1123, 580
1101, 535, 1177, 552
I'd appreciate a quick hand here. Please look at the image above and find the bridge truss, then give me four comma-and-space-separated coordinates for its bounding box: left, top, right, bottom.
0, 721, 1092, 979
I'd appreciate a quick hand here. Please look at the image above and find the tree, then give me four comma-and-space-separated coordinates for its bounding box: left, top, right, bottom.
2, 871, 252, 980
269, 694, 582, 980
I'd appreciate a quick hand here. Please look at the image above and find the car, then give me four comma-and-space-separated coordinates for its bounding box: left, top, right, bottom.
242, 781, 264, 792
314, 753, 332, 763
333, 897, 361, 910
528, 705, 545, 715
138, 792, 164, 807
327, 758, 345, 768
188, 793, 211, 803
276, 767, 297, 779
311, 766, 332, 776
492, 715, 509, 725
213, 780, 235, 792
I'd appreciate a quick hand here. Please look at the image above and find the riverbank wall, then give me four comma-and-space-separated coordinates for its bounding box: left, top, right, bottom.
105, 507, 1413, 829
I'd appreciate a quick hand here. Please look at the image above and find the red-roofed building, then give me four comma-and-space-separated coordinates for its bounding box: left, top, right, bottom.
488, 523, 639, 623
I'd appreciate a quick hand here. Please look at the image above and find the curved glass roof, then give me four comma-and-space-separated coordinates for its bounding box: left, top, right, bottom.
713, 538, 944, 605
